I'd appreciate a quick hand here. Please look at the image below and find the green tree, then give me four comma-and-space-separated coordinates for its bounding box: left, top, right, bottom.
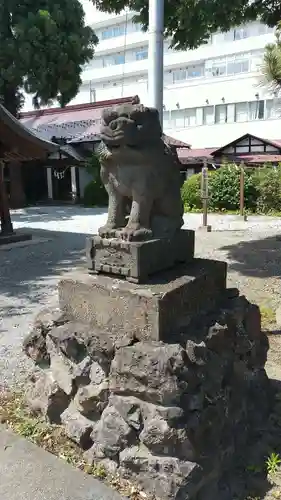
0, 0, 98, 116
83, 153, 108, 206
253, 165, 281, 213
94, 0, 279, 50
261, 22, 281, 93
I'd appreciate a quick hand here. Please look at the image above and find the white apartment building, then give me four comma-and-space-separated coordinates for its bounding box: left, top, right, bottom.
23, 1, 280, 148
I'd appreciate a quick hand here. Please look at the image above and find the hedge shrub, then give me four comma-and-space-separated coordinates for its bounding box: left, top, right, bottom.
181, 163, 281, 213
253, 166, 281, 213
181, 173, 202, 210
208, 165, 258, 211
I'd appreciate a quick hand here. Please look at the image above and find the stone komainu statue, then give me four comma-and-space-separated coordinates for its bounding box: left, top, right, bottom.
95, 98, 184, 241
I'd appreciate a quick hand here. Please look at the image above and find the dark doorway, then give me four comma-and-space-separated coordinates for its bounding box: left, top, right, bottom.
52, 166, 72, 202
22, 162, 48, 204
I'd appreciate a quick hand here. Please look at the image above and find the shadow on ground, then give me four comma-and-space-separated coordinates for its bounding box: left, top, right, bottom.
10, 205, 107, 225
207, 379, 281, 500
220, 235, 281, 279
0, 226, 90, 308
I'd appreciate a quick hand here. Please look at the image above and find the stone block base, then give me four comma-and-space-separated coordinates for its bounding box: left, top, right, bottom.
0, 232, 32, 246
86, 229, 195, 283
23, 294, 270, 500
58, 258, 227, 342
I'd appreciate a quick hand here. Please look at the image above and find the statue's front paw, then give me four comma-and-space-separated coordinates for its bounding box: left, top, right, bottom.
119, 224, 153, 241
98, 225, 117, 238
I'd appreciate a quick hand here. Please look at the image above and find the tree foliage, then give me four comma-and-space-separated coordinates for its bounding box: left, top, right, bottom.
0, 0, 97, 115
261, 22, 281, 93
84, 152, 108, 206
93, 0, 281, 50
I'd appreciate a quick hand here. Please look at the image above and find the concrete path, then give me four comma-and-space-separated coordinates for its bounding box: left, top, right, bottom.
0, 427, 123, 500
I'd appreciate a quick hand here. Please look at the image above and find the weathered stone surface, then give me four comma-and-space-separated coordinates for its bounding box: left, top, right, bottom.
109, 395, 184, 432
139, 418, 195, 460
25, 370, 69, 424
47, 323, 88, 362
24, 267, 271, 500
61, 402, 95, 449
276, 305, 281, 327
119, 446, 204, 500
46, 336, 91, 395
58, 258, 226, 342
47, 322, 113, 371
96, 100, 184, 242
109, 396, 142, 431
34, 307, 68, 332
109, 342, 188, 405
23, 329, 49, 365
90, 361, 107, 385
75, 382, 109, 417
23, 307, 68, 365
90, 405, 135, 459
87, 230, 194, 283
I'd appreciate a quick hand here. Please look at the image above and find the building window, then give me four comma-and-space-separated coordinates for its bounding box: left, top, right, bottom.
249, 100, 264, 120
163, 110, 171, 128
187, 65, 204, 77
135, 48, 148, 60
235, 102, 248, 122
206, 52, 253, 78
203, 106, 214, 125
266, 99, 281, 119
227, 57, 249, 75
101, 25, 125, 39
215, 104, 228, 123
103, 53, 125, 66
171, 109, 185, 127
170, 108, 197, 127
233, 26, 249, 40
184, 108, 197, 126
172, 64, 204, 83
173, 69, 187, 83
205, 59, 227, 77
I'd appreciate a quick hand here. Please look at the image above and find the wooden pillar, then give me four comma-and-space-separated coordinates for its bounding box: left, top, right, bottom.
0, 162, 13, 235
8, 161, 26, 208
239, 162, 245, 217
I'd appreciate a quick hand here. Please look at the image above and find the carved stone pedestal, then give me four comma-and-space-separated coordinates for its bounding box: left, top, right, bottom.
86, 229, 195, 283
58, 258, 226, 342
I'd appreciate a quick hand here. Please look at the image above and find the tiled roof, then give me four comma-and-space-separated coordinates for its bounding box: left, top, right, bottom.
222, 154, 281, 164
19, 97, 137, 142
177, 148, 215, 163
20, 99, 191, 150
0, 104, 58, 162
163, 135, 190, 148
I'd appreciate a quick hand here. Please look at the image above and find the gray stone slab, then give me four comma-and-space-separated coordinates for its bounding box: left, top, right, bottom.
86, 229, 195, 283
58, 258, 227, 342
0, 426, 123, 500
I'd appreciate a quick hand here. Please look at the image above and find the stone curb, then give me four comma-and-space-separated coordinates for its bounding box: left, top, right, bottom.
0, 426, 124, 500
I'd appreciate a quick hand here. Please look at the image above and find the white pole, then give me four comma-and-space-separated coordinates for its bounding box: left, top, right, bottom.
46, 167, 53, 199
148, 0, 164, 127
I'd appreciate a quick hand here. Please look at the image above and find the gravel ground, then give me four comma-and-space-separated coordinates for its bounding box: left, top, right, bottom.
1, 205, 281, 389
